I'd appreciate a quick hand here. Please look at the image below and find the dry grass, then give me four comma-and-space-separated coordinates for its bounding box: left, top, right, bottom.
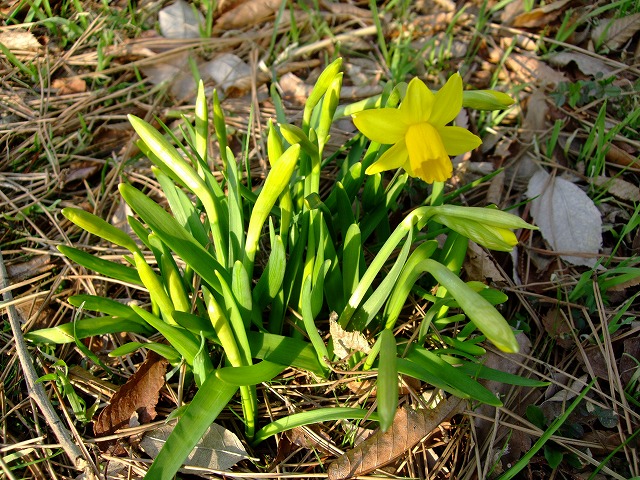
2, 0, 639, 478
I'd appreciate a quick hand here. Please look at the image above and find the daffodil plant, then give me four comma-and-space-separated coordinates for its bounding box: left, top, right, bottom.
28, 59, 540, 478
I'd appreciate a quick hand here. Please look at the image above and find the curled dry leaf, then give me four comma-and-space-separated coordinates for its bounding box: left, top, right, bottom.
0, 30, 42, 52
592, 176, 640, 202
548, 51, 615, 78
327, 396, 464, 480
94, 351, 168, 446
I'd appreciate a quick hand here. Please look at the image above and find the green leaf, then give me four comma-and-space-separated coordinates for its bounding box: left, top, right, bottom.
145, 375, 239, 479
300, 276, 329, 366
244, 144, 300, 274
384, 240, 439, 329
253, 234, 286, 310
25, 316, 151, 344
58, 245, 141, 285
225, 147, 244, 265
247, 331, 326, 376
67, 295, 143, 321
253, 408, 378, 445
404, 346, 501, 406
131, 305, 200, 366
350, 228, 414, 329
172, 311, 216, 338
109, 342, 181, 363
459, 362, 550, 388
62, 207, 139, 253
377, 329, 398, 432
215, 361, 285, 386
119, 183, 228, 294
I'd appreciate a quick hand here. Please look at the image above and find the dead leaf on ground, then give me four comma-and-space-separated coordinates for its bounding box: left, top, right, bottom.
158, 0, 204, 39
200, 53, 251, 93
591, 13, 640, 51
140, 421, 251, 471
214, 0, 283, 31
527, 169, 603, 268
506, 53, 568, 87
329, 313, 371, 360
620, 337, 640, 386
548, 51, 615, 78
541, 308, 574, 349
5, 254, 54, 283
512, 0, 571, 28
327, 396, 465, 480
464, 241, 508, 284
0, 30, 42, 53
52, 77, 87, 95
94, 351, 168, 447
592, 176, 640, 202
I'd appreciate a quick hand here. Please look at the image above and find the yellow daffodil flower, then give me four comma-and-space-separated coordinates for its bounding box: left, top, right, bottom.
353, 73, 482, 184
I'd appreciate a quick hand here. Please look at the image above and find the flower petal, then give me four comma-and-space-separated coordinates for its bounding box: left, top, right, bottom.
400, 78, 434, 124
429, 73, 463, 126
405, 123, 452, 183
352, 108, 407, 144
437, 126, 482, 155
365, 139, 408, 175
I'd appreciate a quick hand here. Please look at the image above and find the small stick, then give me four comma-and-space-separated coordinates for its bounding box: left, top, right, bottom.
0, 251, 91, 473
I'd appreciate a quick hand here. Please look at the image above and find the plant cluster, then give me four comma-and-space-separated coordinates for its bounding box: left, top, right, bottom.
27, 59, 539, 478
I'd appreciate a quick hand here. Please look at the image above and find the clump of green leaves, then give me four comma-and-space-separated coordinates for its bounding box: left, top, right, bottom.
28, 59, 542, 478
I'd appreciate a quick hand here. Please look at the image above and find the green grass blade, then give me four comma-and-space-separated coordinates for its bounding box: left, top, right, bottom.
253, 407, 378, 445
301, 276, 330, 366
247, 331, 326, 376
498, 379, 596, 480
215, 361, 285, 386
377, 329, 398, 432
62, 207, 139, 253
119, 183, 228, 294
109, 342, 181, 363
145, 375, 239, 479
57, 245, 141, 285
25, 316, 151, 344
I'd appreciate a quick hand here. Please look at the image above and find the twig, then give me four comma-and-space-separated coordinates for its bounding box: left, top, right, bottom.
0, 251, 90, 473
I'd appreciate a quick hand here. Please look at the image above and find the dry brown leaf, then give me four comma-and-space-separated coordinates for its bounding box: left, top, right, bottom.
591, 13, 640, 51
548, 51, 614, 78
620, 337, 640, 386
329, 314, 371, 360
606, 143, 639, 168
512, 0, 571, 28
464, 241, 507, 284
541, 308, 574, 349
506, 53, 567, 87
592, 176, 640, 202
52, 77, 87, 95
5, 254, 54, 283
0, 30, 42, 52
327, 397, 464, 480
214, 0, 283, 31
158, 0, 204, 39
94, 351, 168, 445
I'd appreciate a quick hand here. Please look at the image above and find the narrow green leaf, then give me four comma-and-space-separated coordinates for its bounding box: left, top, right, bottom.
301, 276, 330, 365
133, 252, 175, 324
215, 361, 285, 386
377, 329, 398, 432
119, 183, 228, 294
131, 305, 200, 366
68, 295, 143, 321
405, 346, 501, 406
384, 240, 438, 329
62, 207, 139, 253
244, 144, 300, 274
25, 316, 151, 344
58, 245, 141, 285
253, 408, 378, 445
172, 311, 216, 338
253, 234, 286, 310
145, 375, 239, 479
109, 342, 181, 363
247, 331, 325, 376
